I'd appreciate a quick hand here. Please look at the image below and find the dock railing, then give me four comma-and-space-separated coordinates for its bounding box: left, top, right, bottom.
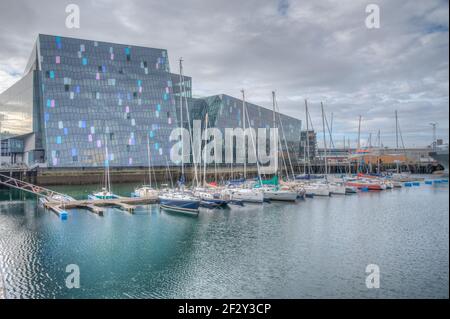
0, 173, 67, 199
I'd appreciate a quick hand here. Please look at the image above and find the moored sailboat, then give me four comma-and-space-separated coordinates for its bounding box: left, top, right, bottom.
88, 137, 120, 200
158, 58, 200, 214
193, 112, 231, 209
255, 91, 298, 202
345, 178, 387, 191
159, 191, 201, 214
134, 135, 159, 198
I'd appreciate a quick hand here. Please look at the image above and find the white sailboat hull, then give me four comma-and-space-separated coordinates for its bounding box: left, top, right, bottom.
329, 184, 346, 195
228, 189, 264, 203
303, 186, 330, 196
263, 190, 298, 201
134, 187, 159, 198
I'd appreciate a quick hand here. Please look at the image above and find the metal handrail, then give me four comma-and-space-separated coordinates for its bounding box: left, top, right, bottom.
0, 173, 66, 198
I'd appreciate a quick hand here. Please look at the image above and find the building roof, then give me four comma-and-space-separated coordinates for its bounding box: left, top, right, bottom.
203, 93, 302, 122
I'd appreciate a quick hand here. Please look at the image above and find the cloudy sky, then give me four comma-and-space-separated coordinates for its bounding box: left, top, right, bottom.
0, 0, 448, 147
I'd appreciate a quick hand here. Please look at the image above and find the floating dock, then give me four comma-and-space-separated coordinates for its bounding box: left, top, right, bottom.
0, 173, 158, 217
43, 196, 159, 217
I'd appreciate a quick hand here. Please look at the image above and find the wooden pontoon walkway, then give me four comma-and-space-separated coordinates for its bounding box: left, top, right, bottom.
43, 196, 159, 217
0, 173, 159, 217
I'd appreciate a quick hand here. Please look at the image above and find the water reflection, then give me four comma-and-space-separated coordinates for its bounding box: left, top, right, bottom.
0, 181, 448, 298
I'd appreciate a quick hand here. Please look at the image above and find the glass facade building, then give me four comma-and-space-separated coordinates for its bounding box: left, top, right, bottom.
0, 34, 302, 168
194, 94, 302, 163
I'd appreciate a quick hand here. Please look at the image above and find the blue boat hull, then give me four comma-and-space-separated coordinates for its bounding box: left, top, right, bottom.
200, 199, 229, 209
159, 198, 200, 214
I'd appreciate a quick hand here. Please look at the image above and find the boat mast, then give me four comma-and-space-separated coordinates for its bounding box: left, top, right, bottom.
357, 115, 362, 150
203, 113, 209, 187
302, 131, 306, 174
377, 129, 381, 174
304, 99, 311, 175
330, 112, 334, 139
272, 91, 288, 179
148, 139, 157, 188
243, 90, 263, 186
242, 89, 246, 180
147, 135, 152, 188
321, 102, 328, 177
274, 94, 295, 180
105, 136, 111, 193
396, 111, 408, 173
357, 115, 362, 174
272, 91, 289, 177
165, 156, 174, 189
324, 111, 335, 149
180, 58, 198, 186
395, 110, 399, 149
178, 58, 185, 183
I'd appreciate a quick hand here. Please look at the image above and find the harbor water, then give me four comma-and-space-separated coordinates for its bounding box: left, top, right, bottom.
0, 179, 448, 298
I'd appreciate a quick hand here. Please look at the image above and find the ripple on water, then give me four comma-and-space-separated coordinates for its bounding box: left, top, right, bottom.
0, 183, 448, 298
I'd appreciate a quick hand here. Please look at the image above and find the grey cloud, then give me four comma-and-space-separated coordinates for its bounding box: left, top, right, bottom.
0, 0, 448, 147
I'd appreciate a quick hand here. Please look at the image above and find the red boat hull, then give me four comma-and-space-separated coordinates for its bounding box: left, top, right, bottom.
346, 182, 384, 191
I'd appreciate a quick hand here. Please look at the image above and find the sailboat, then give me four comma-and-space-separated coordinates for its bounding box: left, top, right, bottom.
193, 112, 231, 208
224, 90, 265, 204
257, 91, 298, 202
256, 176, 298, 201
134, 135, 159, 198
345, 177, 387, 191
272, 92, 307, 199
301, 182, 331, 196
295, 99, 328, 197
158, 58, 200, 214
319, 102, 346, 195
88, 137, 120, 200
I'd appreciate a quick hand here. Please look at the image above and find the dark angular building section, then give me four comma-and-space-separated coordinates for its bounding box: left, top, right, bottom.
0, 35, 302, 168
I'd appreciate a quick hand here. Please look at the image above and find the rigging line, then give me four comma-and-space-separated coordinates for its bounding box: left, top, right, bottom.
320, 102, 328, 177
306, 105, 317, 164
274, 96, 295, 180
164, 156, 174, 189
324, 108, 336, 149
398, 122, 406, 150
272, 91, 288, 179
275, 101, 292, 179
146, 136, 152, 188
180, 62, 199, 187
277, 121, 289, 180
304, 99, 312, 175
178, 59, 184, 180
307, 107, 315, 131
243, 96, 263, 184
